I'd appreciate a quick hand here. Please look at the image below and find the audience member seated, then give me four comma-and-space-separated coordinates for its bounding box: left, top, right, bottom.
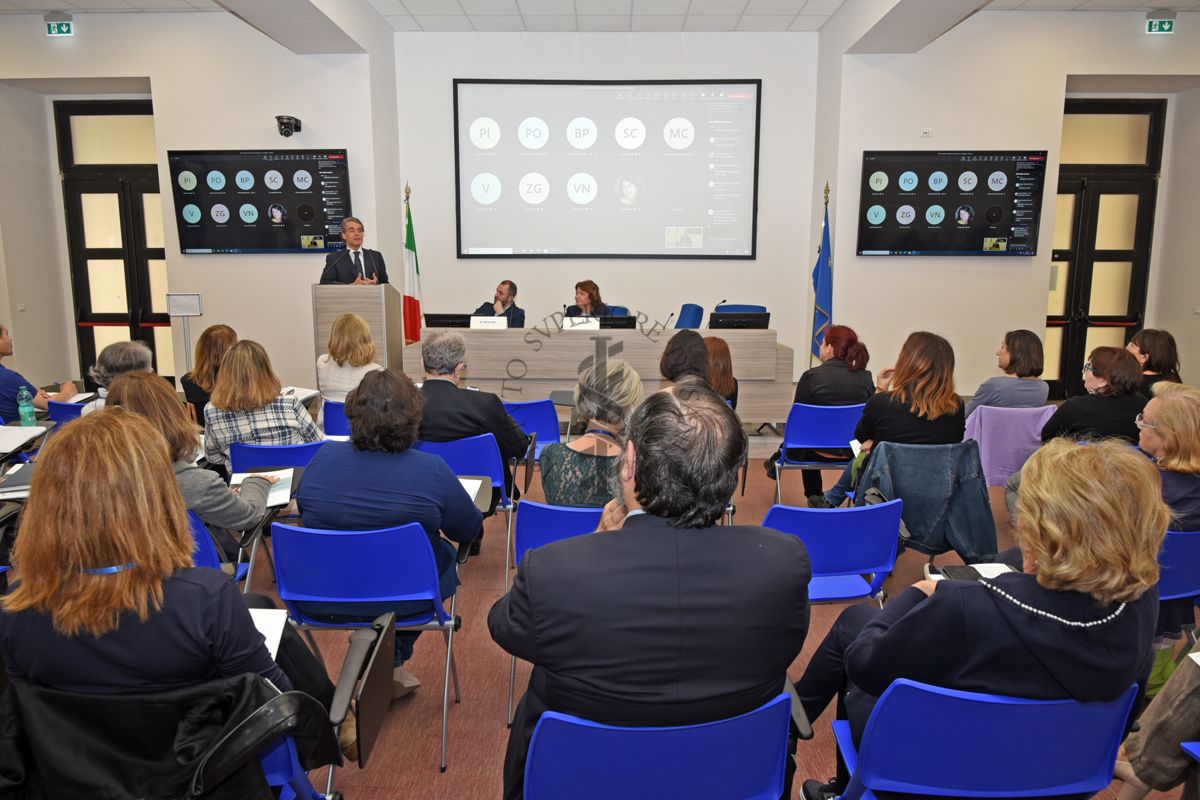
0, 409, 333, 707
1136, 382, 1200, 695
418, 331, 530, 549
203, 340, 322, 469
82, 340, 154, 415
794, 437, 1166, 800
659, 328, 709, 385
963, 328, 1049, 418
490, 382, 812, 800
704, 336, 738, 409
765, 324, 874, 495
473, 279, 525, 328
540, 358, 643, 508
1128, 328, 1182, 397
108, 372, 276, 561
1115, 640, 1200, 800
564, 279, 610, 317
1039, 346, 1146, 444
316, 312, 383, 404
810, 331, 965, 508
297, 369, 483, 698
0, 321, 76, 421
180, 323, 237, 428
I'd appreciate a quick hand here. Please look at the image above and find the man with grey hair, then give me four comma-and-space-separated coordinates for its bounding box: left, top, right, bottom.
83, 340, 154, 414
419, 331, 530, 548
319, 216, 389, 285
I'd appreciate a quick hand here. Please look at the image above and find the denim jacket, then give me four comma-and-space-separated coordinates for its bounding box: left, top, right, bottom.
854, 441, 997, 563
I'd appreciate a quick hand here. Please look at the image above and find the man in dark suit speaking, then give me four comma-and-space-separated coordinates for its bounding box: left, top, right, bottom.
489, 381, 812, 800
319, 216, 389, 285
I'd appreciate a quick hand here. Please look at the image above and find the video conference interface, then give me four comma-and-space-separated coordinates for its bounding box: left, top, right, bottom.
454, 80, 761, 259
856, 150, 1047, 257
167, 150, 351, 254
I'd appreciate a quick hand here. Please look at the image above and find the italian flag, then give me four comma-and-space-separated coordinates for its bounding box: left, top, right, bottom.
402, 198, 422, 345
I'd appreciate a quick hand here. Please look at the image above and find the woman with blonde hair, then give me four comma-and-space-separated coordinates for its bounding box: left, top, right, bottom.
796, 438, 1165, 800
203, 340, 321, 468
540, 358, 644, 507
181, 324, 237, 427
810, 331, 965, 508
108, 371, 276, 559
317, 313, 383, 403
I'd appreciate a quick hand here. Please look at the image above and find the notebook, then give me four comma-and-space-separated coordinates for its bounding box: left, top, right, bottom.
229, 469, 294, 507
0, 463, 34, 500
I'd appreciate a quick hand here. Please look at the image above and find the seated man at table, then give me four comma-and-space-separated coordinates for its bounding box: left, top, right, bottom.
489, 382, 812, 800
418, 331, 530, 550
473, 280, 525, 328
0, 322, 76, 422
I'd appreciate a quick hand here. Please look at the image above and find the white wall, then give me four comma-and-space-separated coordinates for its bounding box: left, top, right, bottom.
394, 32, 819, 372
0, 83, 74, 384
832, 10, 1200, 393
0, 11, 382, 386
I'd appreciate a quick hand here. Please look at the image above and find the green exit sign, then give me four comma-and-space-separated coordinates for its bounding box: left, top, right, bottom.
1146, 19, 1175, 34
45, 20, 73, 36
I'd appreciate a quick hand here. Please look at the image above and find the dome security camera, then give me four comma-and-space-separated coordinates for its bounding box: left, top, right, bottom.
276, 115, 302, 137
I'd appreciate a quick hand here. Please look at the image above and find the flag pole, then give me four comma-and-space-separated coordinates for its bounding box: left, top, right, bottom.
810, 182, 831, 368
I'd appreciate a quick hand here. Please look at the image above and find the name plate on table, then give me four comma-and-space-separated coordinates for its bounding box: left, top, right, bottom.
470, 316, 508, 330
563, 316, 600, 331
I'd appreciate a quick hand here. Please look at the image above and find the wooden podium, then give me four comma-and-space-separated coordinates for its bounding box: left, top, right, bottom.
311, 284, 404, 371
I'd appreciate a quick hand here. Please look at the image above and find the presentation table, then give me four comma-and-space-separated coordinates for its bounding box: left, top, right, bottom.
404, 327, 794, 425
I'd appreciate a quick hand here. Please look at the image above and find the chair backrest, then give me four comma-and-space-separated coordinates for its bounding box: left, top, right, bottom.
503, 399, 561, 447
271, 521, 450, 627
524, 692, 791, 800
851, 679, 1138, 797
187, 510, 224, 570
514, 501, 603, 565
713, 303, 767, 314
781, 403, 866, 451
762, 500, 902, 578
323, 399, 350, 436
414, 434, 508, 502
963, 404, 1056, 487
229, 441, 326, 472
1159, 529, 1200, 601
607, 305, 630, 317
676, 303, 704, 329
47, 400, 85, 423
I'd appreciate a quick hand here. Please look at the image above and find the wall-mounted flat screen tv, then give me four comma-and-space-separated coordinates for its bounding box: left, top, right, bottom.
856, 150, 1047, 256
454, 79, 761, 259
167, 149, 351, 254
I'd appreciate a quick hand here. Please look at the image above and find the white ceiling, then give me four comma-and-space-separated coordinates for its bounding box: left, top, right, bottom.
0, 0, 1197, 32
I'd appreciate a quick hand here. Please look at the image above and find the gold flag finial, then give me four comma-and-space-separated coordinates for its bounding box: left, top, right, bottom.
823, 181, 830, 206
404, 182, 411, 203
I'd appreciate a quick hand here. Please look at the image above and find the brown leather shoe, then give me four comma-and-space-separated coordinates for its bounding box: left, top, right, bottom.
392, 666, 422, 699
339, 706, 359, 763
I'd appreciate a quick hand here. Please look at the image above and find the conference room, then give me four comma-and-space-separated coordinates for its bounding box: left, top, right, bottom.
0, 0, 1199, 797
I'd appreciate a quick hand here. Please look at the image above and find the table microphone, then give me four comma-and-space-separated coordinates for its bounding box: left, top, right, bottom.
662, 311, 676, 328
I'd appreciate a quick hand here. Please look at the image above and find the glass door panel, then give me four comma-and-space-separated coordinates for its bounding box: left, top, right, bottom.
81, 193, 123, 248
86, 259, 129, 313
1043, 327, 1064, 381
1047, 261, 1069, 316
1088, 261, 1133, 316
1095, 194, 1139, 250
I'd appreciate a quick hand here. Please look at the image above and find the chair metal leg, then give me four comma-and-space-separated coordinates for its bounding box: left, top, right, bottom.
503, 505, 514, 593
506, 654, 517, 727
443, 628, 462, 703
301, 626, 323, 662
324, 763, 337, 797
243, 535, 260, 595
775, 465, 783, 506
440, 620, 454, 772
724, 503, 734, 526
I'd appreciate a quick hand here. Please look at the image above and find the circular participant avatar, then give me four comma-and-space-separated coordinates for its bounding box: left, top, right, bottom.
955, 205, 975, 226
925, 205, 945, 225
181, 204, 201, 224
518, 117, 549, 150
267, 203, 287, 224
958, 171, 978, 191
296, 203, 316, 222
235, 170, 255, 190
866, 205, 886, 225
927, 171, 948, 192
518, 173, 549, 205
469, 117, 501, 150
898, 171, 919, 192
867, 171, 888, 192
264, 170, 284, 191
663, 117, 695, 151
985, 205, 1004, 224
206, 171, 226, 191
210, 204, 230, 223
987, 171, 1008, 191
566, 172, 598, 204
566, 117, 597, 150
239, 204, 259, 223
614, 117, 646, 150
177, 171, 198, 191
895, 205, 916, 225
470, 173, 502, 205
292, 170, 313, 190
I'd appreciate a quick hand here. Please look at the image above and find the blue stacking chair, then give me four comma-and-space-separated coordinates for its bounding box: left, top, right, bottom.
1184, 742, 1200, 763
271, 521, 462, 773
415, 433, 515, 592
503, 399, 560, 462
762, 500, 902, 606
322, 399, 350, 436
833, 679, 1139, 800
772, 403, 866, 505
506, 501, 604, 726
260, 738, 325, 800
47, 400, 86, 424
606, 305, 630, 317
229, 441, 326, 472
676, 303, 704, 329
187, 510, 250, 586
1157, 529, 1200, 655
524, 692, 791, 800
713, 303, 767, 314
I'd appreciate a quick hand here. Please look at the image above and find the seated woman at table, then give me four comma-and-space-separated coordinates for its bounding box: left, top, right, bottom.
541, 359, 643, 508
180, 323, 237, 428
0, 409, 333, 708
794, 437, 1166, 800
1128, 328, 1182, 398
963, 329, 1049, 418
107, 371, 277, 560
705, 336, 738, 410
82, 340, 154, 415
565, 279, 609, 318
297, 369, 483, 698
203, 340, 322, 469
317, 313, 383, 404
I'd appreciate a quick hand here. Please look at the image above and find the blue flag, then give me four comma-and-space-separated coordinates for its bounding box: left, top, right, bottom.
811, 205, 833, 358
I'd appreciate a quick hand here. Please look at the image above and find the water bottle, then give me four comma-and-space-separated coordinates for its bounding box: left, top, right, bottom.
16, 386, 36, 426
